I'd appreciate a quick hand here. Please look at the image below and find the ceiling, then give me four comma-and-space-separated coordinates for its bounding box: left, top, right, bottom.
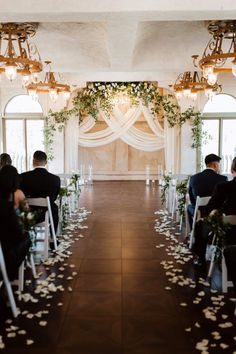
1, 0, 236, 88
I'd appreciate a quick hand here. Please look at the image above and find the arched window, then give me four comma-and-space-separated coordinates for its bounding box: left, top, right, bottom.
202, 93, 236, 173
3, 95, 44, 172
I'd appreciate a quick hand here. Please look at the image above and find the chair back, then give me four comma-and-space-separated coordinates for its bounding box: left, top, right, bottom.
26, 197, 48, 208
189, 195, 211, 249
223, 215, 236, 225
26, 196, 57, 251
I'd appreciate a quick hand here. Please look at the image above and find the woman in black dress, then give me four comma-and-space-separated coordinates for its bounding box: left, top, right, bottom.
0, 165, 31, 280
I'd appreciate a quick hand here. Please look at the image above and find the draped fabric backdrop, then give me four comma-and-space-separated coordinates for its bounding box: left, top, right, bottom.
65, 100, 180, 174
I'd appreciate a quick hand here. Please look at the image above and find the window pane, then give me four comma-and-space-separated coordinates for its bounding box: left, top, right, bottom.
201, 120, 219, 169
5, 95, 43, 114
203, 94, 236, 113
222, 119, 236, 173
26, 120, 44, 170
5, 120, 25, 172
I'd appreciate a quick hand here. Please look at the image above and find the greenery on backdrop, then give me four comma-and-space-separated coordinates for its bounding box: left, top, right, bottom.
205, 210, 230, 264
43, 82, 207, 159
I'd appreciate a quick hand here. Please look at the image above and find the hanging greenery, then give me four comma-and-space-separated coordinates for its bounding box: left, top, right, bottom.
205, 210, 230, 264
43, 82, 207, 159
160, 174, 172, 205
176, 177, 189, 221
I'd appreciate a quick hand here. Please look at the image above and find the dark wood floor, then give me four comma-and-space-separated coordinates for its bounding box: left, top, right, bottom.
1, 181, 236, 353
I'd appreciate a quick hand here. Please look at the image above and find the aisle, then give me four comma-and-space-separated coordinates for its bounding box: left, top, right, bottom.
61, 181, 194, 354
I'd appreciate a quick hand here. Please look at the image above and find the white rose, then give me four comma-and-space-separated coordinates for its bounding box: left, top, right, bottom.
27, 212, 34, 220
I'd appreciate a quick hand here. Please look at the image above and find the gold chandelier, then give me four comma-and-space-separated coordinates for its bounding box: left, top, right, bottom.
26, 61, 71, 102
193, 20, 236, 84
0, 22, 42, 82
170, 71, 221, 100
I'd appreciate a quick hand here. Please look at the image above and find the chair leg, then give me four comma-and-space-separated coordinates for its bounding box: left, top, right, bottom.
29, 254, 37, 278
207, 260, 215, 278
189, 230, 194, 249
18, 262, 24, 292
5, 281, 18, 318
222, 256, 228, 293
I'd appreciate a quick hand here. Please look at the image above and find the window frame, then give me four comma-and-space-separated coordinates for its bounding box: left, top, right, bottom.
2, 113, 44, 172
202, 113, 236, 158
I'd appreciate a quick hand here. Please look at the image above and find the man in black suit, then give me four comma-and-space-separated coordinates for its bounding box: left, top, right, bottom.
187, 153, 227, 230
20, 150, 60, 233
193, 157, 236, 266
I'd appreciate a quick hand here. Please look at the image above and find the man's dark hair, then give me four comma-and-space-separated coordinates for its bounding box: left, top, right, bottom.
33, 150, 47, 162
205, 153, 221, 165
231, 157, 236, 172
0, 153, 12, 168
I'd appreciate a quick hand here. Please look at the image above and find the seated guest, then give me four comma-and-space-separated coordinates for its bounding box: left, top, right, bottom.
0, 153, 12, 169
20, 150, 60, 232
0, 167, 31, 280
0, 165, 25, 210
187, 153, 227, 230
193, 157, 236, 265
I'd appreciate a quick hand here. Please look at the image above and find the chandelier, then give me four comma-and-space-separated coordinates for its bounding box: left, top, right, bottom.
193, 20, 236, 84
170, 71, 221, 100
0, 22, 42, 82
26, 61, 71, 102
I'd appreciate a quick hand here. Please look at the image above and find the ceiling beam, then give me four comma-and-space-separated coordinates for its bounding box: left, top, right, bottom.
1, 0, 236, 22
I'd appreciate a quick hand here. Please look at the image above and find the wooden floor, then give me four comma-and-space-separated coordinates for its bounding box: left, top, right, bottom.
0, 181, 236, 353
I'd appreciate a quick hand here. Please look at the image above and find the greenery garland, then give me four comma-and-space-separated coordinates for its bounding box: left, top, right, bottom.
176, 177, 189, 221
160, 174, 172, 205
43, 82, 207, 159
205, 210, 230, 263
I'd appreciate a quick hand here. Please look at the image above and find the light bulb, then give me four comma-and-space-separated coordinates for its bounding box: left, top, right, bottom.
5, 65, 17, 81
22, 75, 30, 87
183, 88, 191, 97
175, 91, 182, 100
63, 90, 70, 101
31, 72, 39, 83
190, 92, 197, 101
232, 60, 236, 77
203, 65, 214, 79
207, 72, 218, 86
28, 88, 38, 101
204, 88, 212, 98
49, 88, 58, 102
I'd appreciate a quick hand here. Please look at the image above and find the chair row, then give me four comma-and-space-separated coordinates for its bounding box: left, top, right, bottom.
0, 196, 60, 318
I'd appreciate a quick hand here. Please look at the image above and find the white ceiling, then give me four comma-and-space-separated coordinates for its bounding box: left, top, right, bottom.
1, 0, 236, 88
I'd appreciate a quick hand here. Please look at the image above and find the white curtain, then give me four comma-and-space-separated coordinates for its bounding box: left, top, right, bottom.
78, 104, 164, 151
64, 100, 179, 173
64, 114, 79, 173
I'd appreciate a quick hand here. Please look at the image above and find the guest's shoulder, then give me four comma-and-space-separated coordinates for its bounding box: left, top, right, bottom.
48, 171, 60, 181
218, 174, 228, 181
20, 170, 33, 178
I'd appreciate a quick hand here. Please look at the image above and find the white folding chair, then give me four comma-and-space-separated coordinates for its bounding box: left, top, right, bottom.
189, 196, 211, 249
208, 215, 236, 292
0, 243, 18, 317
27, 197, 57, 260
16, 253, 37, 292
